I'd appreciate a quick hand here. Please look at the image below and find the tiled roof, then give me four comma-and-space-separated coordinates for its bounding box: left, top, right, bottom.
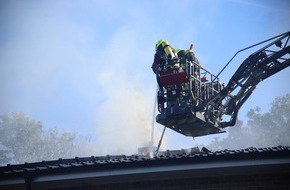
1, 146, 290, 175
1, 146, 290, 190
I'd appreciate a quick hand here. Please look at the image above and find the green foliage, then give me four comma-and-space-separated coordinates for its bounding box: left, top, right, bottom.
0, 112, 77, 165
208, 94, 290, 150
246, 94, 290, 147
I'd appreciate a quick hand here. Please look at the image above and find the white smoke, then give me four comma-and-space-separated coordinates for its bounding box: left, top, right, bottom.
0, 1, 166, 157
90, 27, 164, 155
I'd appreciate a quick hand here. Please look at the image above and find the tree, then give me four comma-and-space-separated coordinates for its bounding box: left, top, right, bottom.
0, 112, 78, 165
208, 93, 290, 150
246, 93, 290, 147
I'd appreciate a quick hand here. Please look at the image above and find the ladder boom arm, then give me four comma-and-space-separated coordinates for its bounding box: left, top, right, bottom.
204, 31, 290, 128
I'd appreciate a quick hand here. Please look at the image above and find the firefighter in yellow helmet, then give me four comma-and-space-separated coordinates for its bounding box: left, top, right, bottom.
152, 40, 180, 112
151, 39, 178, 74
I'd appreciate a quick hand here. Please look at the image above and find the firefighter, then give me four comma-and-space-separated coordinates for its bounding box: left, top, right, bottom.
185, 45, 201, 105
185, 45, 200, 78
175, 48, 192, 106
151, 39, 179, 74
175, 48, 186, 71
152, 40, 180, 112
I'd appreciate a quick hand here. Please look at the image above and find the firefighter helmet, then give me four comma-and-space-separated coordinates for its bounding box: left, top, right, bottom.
155, 39, 164, 51
175, 48, 182, 54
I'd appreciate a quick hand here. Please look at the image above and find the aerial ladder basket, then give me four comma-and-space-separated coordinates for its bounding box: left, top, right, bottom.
156, 57, 225, 137
154, 31, 290, 138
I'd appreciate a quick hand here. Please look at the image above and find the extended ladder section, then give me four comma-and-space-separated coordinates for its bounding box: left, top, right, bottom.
205, 31, 290, 128
155, 31, 290, 138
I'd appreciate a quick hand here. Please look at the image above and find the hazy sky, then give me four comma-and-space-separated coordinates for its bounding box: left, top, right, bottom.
1, 0, 289, 155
